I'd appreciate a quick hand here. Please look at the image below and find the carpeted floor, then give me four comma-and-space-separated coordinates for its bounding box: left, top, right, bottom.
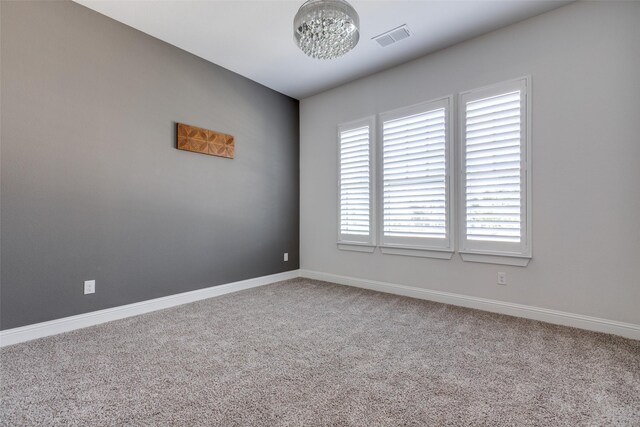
1, 278, 639, 426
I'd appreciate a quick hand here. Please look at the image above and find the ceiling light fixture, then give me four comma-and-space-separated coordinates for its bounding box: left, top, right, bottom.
294, 0, 360, 60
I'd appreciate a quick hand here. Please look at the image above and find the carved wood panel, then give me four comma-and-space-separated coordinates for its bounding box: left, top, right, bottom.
177, 123, 234, 159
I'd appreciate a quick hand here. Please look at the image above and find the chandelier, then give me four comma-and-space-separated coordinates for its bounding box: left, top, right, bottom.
294, 0, 360, 60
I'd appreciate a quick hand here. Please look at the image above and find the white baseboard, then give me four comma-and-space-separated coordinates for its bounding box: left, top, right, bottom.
3, 268, 637, 347
299, 269, 640, 341
0, 270, 300, 347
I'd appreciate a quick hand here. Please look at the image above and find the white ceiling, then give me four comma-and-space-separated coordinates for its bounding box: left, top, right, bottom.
75, 0, 571, 100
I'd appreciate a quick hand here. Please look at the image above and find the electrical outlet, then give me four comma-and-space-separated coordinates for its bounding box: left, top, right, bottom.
284, 253, 289, 262
497, 272, 507, 286
84, 280, 95, 294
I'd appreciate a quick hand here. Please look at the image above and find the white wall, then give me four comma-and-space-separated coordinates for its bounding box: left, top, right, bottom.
300, 1, 640, 325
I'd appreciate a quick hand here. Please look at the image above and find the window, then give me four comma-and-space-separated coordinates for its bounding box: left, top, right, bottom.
335, 77, 532, 265
459, 77, 531, 266
337, 117, 375, 251
379, 97, 454, 258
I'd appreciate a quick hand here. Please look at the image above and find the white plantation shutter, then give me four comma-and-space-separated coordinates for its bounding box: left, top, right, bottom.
380, 98, 453, 253
460, 78, 531, 261
338, 118, 374, 245
465, 91, 521, 242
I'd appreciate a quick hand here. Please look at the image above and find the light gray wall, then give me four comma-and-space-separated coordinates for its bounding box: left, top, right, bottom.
0, 1, 299, 329
300, 1, 640, 324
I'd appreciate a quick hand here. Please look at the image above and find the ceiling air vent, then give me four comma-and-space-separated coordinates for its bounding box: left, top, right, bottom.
372, 25, 411, 47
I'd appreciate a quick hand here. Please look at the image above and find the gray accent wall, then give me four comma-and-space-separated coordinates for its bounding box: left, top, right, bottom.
0, 1, 299, 329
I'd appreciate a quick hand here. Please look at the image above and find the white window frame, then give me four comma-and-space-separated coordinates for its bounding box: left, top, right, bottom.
458, 77, 532, 266
377, 96, 454, 259
337, 116, 376, 252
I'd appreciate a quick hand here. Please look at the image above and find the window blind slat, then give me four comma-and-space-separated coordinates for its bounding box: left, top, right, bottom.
466, 115, 520, 133
466, 147, 520, 161
385, 166, 446, 178
385, 225, 446, 232
383, 200, 446, 209
384, 129, 445, 144
384, 139, 444, 153
384, 119, 445, 135
466, 123, 521, 139
384, 110, 445, 129
384, 175, 447, 186
467, 107, 520, 126
466, 176, 521, 187
467, 207, 520, 214
384, 183, 446, 194
384, 153, 445, 166
384, 147, 445, 161
384, 207, 446, 213
385, 232, 447, 239
466, 153, 520, 167
385, 158, 445, 171
467, 170, 521, 179
466, 131, 521, 146
384, 197, 445, 205
385, 214, 446, 220
467, 139, 520, 153
341, 151, 369, 160
340, 182, 369, 188
466, 160, 521, 174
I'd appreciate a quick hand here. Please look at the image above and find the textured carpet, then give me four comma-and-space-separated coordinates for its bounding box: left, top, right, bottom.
1, 278, 639, 426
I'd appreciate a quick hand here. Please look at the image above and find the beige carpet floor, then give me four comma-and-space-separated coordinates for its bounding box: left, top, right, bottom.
1, 278, 639, 426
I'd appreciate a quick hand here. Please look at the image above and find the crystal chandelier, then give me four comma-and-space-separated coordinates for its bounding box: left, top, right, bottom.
294, 0, 360, 60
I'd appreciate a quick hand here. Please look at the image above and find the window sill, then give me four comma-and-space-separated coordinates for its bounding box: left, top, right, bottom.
380, 246, 454, 260
337, 243, 375, 253
459, 252, 531, 267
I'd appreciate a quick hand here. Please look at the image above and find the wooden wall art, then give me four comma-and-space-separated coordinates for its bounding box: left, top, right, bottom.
177, 123, 235, 159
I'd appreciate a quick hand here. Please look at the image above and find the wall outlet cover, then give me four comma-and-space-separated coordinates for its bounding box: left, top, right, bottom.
84, 280, 96, 294
497, 272, 507, 285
